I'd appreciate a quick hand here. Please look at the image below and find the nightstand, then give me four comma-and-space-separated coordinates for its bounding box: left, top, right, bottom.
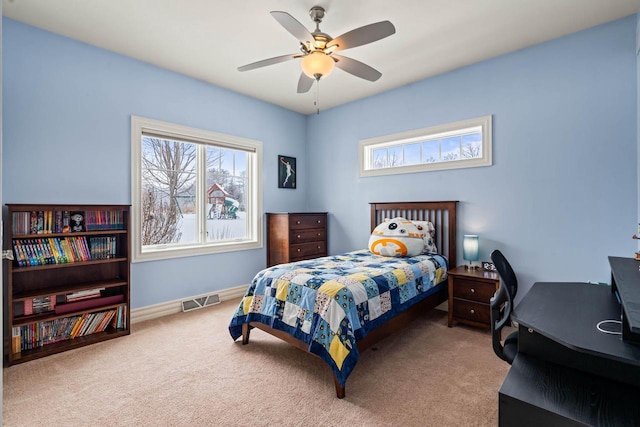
447, 266, 500, 329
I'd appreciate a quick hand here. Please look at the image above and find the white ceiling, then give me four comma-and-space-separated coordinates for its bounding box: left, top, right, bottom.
3, 0, 640, 115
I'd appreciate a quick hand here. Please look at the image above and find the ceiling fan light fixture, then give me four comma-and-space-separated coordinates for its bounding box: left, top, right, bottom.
301, 51, 335, 79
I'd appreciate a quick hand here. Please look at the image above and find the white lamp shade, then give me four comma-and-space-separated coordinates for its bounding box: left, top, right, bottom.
463, 235, 479, 262
301, 52, 335, 79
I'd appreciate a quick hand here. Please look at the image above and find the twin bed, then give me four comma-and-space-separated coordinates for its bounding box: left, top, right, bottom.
229, 201, 458, 398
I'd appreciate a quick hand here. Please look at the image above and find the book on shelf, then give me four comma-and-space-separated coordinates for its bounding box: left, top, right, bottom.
11, 307, 122, 352
66, 288, 105, 302
12, 235, 113, 267
55, 294, 124, 315
85, 210, 124, 230
12, 327, 21, 354
24, 299, 33, 316
62, 210, 71, 233
14, 295, 56, 318
30, 211, 38, 234
12, 209, 124, 236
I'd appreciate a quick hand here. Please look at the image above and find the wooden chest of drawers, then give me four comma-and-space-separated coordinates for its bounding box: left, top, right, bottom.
447, 266, 500, 329
266, 212, 327, 267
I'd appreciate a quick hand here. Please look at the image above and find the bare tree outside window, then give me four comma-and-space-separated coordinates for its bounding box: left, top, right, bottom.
461, 143, 481, 158
141, 137, 196, 245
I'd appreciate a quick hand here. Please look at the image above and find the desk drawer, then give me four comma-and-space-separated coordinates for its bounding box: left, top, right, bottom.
290, 229, 326, 244
289, 214, 326, 230
452, 278, 496, 303
290, 241, 326, 261
452, 298, 490, 325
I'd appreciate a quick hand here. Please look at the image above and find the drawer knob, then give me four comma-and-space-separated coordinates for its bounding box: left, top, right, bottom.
317, 220, 321, 224
296, 220, 301, 225
297, 248, 301, 252
470, 309, 475, 314
317, 233, 321, 236
317, 245, 321, 249
297, 234, 301, 239
471, 288, 475, 293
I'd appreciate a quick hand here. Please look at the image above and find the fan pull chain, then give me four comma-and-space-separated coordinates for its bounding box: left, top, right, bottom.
314, 77, 321, 115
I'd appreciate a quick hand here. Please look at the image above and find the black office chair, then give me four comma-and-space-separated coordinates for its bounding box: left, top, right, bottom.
490, 249, 519, 364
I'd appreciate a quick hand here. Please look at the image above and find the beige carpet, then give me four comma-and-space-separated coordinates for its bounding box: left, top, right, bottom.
3, 299, 509, 427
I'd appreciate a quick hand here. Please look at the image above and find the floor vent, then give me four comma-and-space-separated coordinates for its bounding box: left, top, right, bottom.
181, 293, 221, 312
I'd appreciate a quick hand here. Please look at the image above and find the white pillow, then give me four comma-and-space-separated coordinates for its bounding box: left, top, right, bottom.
369, 217, 424, 257
412, 220, 438, 254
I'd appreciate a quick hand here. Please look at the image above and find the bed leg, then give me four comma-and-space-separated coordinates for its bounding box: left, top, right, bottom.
242, 323, 250, 345
334, 377, 345, 399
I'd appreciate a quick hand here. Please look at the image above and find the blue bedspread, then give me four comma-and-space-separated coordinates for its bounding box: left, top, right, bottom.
228, 249, 448, 387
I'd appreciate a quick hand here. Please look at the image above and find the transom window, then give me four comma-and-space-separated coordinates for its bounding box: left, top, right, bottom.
359, 115, 492, 177
131, 116, 263, 262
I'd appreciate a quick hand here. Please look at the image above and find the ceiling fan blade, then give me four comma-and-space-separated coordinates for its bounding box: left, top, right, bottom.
297, 73, 315, 93
326, 21, 396, 52
271, 11, 314, 45
238, 54, 300, 72
332, 55, 382, 82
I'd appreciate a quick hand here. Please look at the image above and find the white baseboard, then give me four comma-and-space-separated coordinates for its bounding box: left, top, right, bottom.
130, 284, 247, 324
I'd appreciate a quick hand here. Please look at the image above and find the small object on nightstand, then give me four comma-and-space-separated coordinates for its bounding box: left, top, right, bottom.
482, 261, 496, 272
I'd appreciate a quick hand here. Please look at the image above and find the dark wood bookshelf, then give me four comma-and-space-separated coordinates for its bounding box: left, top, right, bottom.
4, 203, 131, 366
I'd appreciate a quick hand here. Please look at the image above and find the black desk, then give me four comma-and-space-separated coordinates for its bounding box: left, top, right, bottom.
500, 353, 640, 427
609, 256, 640, 344
512, 282, 640, 388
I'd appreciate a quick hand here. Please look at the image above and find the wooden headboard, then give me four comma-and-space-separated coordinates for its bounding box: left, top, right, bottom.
370, 201, 458, 268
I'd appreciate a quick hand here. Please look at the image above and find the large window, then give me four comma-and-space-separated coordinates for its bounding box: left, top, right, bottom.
131, 116, 263, 262
359, 115, 492, 177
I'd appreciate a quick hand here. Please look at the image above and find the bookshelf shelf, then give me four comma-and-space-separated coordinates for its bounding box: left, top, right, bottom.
11, 257, 128, 272
14, 329, 130, 364
4, 203, 131, 366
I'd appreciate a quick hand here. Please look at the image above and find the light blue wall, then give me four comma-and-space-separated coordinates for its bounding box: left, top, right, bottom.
2, 18, 307, 308
306, 16, 638, 301
3, 15, 638, 308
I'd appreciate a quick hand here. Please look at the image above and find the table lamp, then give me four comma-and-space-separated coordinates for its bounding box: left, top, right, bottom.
463, 235, 479, 269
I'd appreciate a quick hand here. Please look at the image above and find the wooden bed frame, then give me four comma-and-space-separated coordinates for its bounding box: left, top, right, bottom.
241, 201, 458, 398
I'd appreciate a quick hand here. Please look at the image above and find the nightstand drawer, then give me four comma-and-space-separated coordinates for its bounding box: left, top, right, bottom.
290, 229, 326, 244
290, 241, 326, 260
289, 214, 326, 230
452, 278, 496, 303
452, 299, 490, 324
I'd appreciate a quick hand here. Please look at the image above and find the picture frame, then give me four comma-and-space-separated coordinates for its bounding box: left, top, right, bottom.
278, 155, 296, 189
69, 211, 85, 232
482, 261, 496, 272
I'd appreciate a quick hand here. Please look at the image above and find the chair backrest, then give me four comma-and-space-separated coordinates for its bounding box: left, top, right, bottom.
491, 249, 518, 300
490, 249, 517, 363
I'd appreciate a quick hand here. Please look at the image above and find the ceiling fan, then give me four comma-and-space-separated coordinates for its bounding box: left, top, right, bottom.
238, 6, 396, 94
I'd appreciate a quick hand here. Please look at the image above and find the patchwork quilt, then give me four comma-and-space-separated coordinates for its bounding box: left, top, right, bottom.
228, 249, 448, 387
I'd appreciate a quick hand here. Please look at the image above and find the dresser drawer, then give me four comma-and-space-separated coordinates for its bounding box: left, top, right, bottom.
290, 228, 326, 244
290, 241, 326, 261
289, 214, 326, 230
452, 299, 490, 325
452, 277, 496, 303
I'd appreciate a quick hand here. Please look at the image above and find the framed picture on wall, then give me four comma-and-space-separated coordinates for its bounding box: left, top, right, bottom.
278, 155, 296, 189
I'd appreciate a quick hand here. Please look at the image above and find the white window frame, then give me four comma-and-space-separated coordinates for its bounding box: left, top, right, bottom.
131, 116, 263, 263
359, 115, 492, 177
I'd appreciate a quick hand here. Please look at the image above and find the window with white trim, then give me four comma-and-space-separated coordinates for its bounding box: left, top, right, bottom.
359, 115, 492, 177
131, 116, 263, 262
